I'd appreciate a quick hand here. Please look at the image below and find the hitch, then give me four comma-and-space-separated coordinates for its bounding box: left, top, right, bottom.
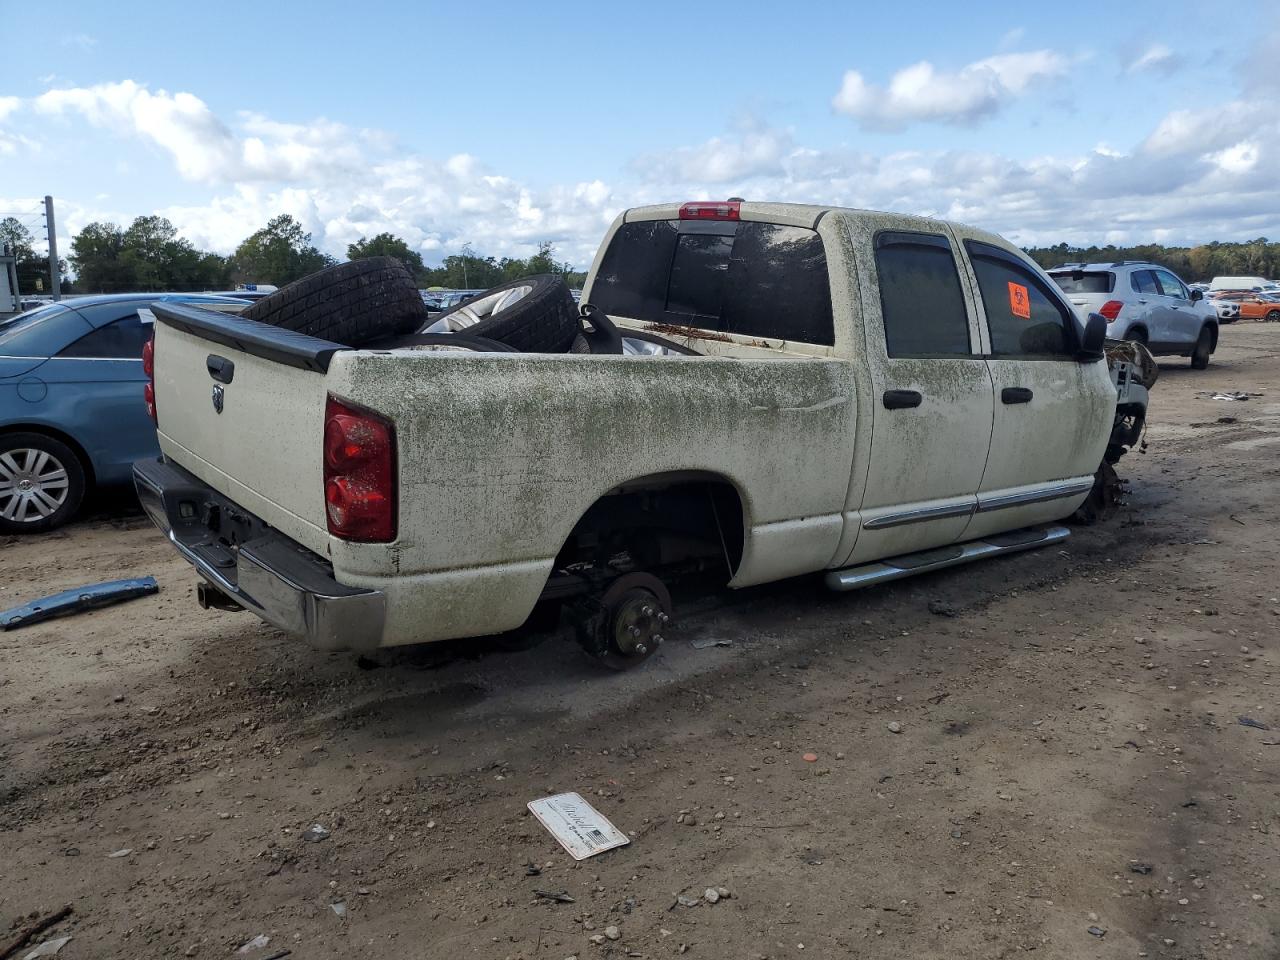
196, 581, 244, 613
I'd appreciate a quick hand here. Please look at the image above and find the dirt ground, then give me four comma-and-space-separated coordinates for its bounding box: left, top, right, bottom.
3, 325, 1279, 960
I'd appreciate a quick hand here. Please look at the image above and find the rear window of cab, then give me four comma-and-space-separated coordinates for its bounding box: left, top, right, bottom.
589, 219, 835, 345
1049, 271, 1115, 294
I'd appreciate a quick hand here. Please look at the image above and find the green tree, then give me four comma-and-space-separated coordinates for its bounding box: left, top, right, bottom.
70, 221, 131, 292
348, 232, 425, 277
231, 214, 333, 286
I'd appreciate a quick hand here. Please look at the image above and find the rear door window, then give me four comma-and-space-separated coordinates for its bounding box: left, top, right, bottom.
1049, 271, 1114, 294
1131, 270, 1159, 295
590, 219, 835, 345
873, 233, 972, 357
965, 241, 1077, 359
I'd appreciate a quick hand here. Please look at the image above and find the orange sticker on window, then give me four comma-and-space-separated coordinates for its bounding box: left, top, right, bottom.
1008, 282, 1031, 319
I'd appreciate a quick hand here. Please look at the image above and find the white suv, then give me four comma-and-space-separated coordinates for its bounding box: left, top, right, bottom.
1049, 261, 1218, 369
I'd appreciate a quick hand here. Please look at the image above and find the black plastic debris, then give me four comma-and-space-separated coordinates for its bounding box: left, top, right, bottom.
0, 577, 159, 630
1239, 716, 1271, 731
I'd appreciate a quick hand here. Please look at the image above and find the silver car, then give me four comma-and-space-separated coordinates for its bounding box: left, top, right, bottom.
1049, 261, 1218, 369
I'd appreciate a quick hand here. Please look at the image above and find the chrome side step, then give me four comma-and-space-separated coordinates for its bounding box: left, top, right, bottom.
824, 525, 1070, 593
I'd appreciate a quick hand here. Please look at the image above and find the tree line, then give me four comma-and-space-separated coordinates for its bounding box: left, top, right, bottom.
10, 211, 1275, 299
1022, 238, 1280, 282
0, 214, 586, 296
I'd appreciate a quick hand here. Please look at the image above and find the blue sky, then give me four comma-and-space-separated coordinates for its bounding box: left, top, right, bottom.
1, 0, 1277, 269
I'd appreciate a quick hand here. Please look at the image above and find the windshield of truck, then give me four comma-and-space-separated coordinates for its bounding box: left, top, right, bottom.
1049, 271, 1114, 294
590, 219, 835, 345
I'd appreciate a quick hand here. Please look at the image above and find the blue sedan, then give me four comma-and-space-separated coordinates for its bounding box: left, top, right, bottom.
0, 293, 247, 532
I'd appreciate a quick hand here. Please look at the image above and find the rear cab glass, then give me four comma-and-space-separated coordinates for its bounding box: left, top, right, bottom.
589, 218, 835, 346
1049, 271, 1114, 294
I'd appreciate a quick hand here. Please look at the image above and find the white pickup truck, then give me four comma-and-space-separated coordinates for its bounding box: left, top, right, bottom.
135, 201, 1141, 668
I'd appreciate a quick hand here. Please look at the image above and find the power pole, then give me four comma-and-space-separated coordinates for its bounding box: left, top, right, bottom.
44, 195, 61, 300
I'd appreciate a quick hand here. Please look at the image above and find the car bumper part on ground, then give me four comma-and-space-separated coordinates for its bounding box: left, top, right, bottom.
133, 457, 385, 651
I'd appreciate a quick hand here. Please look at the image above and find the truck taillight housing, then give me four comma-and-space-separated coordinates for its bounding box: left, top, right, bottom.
679, 200, 741, 221
142, 337, 156, 422
1099, 300, 1124, 321
323, 395, 396, 543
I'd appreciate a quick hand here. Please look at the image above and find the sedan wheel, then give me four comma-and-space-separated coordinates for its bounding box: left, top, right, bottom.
0, 433, 86, 533
1267, 310, 1280, 323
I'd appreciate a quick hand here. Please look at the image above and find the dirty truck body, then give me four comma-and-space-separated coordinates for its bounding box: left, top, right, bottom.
135, 202, 1116, 657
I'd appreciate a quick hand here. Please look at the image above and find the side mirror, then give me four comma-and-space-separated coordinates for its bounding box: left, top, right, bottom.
1078, 312, 1107, 362
1190, 288, 1203, 301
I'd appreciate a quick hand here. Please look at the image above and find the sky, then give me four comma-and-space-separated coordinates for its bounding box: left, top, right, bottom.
1, 0, 1278, 270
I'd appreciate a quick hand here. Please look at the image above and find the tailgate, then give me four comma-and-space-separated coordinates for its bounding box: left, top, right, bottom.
149, 302, 340, 555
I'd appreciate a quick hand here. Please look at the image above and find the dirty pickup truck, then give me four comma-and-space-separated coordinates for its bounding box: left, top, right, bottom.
135, 201, 1148, 668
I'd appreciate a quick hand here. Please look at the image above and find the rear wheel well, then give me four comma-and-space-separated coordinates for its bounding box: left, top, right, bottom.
556, 475, 746, 583
1126, 324, 1149, 344
0, 424, 95, 486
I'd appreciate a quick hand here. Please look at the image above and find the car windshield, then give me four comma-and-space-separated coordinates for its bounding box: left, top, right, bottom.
1050, 271, 1114, 294
0, 303, 71, 349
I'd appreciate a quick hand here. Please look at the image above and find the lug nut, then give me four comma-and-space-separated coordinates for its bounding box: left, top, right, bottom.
652, 635, 664, 646
635, 644, 648, 655
641, 605, 654, 617
657, 612, 669, 624
628, 625, 642, 638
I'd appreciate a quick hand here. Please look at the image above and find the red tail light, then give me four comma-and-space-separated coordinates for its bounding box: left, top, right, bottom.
142, 337, 157, 422
1099, 300, 1124, 321
323, 395, 396, 542
679, 200, 741, 221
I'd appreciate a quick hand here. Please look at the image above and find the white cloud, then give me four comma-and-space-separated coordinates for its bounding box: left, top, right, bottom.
1127, 42, 1179, 74
832, 50, 1068, 128
18, 73, 1280, 270
0, 96, 19, 122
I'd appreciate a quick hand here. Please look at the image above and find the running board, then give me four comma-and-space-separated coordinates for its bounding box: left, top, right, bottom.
825, 525, 1070, 593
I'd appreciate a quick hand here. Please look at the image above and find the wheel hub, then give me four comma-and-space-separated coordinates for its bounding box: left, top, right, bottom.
577, 572, 674, 670
0, 447, 71, 523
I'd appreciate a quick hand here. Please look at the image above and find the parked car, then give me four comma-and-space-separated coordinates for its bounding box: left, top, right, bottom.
1207, 291, 1243, 323
1212, 290, 1280, 322
136, 201, 1147, 668
1048, 261, 1217, 367
0, 293, 247, 532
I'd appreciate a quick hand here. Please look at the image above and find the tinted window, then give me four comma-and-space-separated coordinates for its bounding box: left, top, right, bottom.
59, 316, 150, 359
1131, 270, 1159, 295
966, 242, 1076, 358
590, 219, 835, 345
1154, 270, 1187, 299
1050, 271, 1114, 294
874, 235, 971, 357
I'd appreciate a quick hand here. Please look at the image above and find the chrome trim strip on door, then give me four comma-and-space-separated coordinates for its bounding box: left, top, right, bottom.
863, 500, 976, 530
976, 478, 1094, 513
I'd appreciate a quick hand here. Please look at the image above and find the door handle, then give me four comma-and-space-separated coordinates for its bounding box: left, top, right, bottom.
883, 389, 923, 409
206, 354, 235, 384
1001, 387, 1033, 404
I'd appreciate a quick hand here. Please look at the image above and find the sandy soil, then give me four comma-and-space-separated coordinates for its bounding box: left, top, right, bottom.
2, 324, 1279, 960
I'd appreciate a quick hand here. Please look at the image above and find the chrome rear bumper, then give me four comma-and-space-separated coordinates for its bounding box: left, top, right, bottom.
133, 458, 385, 651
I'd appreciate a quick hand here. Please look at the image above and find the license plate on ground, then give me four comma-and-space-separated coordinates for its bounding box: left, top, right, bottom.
527, 792, 630, 860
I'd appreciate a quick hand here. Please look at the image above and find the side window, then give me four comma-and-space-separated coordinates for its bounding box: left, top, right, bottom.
1154, 270, 1187, 299
1131, 270, 1159, 295
58, 315, 150, 359
965, 241, 1076, 359
873, 233, 972, 357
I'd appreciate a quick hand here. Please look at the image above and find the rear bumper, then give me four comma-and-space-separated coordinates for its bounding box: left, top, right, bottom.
133, 457, 385, 651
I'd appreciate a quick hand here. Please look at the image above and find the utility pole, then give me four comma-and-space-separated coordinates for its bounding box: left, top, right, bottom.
44, 195, 61, 300
461, 241, 472, 289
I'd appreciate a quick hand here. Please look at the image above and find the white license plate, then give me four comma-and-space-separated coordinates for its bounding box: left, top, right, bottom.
527, 792, 631, 860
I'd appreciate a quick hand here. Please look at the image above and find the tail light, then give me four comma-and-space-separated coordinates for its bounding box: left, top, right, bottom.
1098, 300, 1124, 322
679, 200, 741, 221
142, 337, 156, 422
323, 395, 396, 542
